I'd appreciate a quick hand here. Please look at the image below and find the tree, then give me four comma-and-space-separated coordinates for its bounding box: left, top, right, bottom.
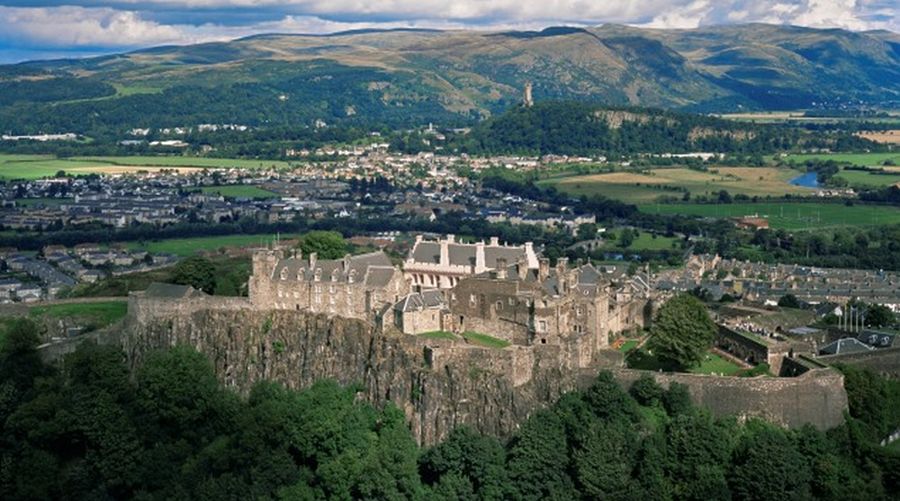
865, 304, 895, 328
777, 293, 801, 309
297, 231, 347, 260
630, 374, 664, 407
728, 422, 811, 500
618, 228, 635, 248
647, 293, 717, 370
171, 256, 216, 294
573, 419, 637, 499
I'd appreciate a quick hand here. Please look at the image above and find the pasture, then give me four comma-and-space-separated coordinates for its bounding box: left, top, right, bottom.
639, 202, 900, 230
0, 154, 290, 180
199, 185, 279, 198
835, 169, 900, 188
126, 234, 293, 256
541, 167, 807, 203
783, 153, 900, 167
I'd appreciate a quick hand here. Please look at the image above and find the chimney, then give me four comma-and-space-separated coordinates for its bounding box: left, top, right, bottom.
524, 242, 536, 268
475, 241, 486, 272
490, 236, 499, 246
557, 258, 569, 294
415, 234, 423, 244
539, 258, 550, 282
309, 252, 317, 270
517, 260, 528, 280
343, 253, 351, 271
496, 258, 507, 279
446, 234, 456, 244
440, 238, 449, 266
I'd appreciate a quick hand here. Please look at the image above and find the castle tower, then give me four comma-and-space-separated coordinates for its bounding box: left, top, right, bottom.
523, 81, 534, 108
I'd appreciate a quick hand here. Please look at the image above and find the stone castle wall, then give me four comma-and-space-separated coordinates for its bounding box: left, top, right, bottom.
122, 304, 849, 444
609, 368, 848, 430
820, 347, 900, 379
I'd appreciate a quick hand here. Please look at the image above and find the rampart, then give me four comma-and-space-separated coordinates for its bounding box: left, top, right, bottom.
121, 297, 849, 444
820, 346, 900, 379
609, 368, 848, 430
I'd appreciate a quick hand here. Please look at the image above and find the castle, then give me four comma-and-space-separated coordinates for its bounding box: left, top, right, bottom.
247, 235, 652, 353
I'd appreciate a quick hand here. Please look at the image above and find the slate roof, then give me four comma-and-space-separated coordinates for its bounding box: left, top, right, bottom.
394, 289, 446, 312
819, 337, 874, 356
410, 241, 528, 268
858, 330, 896, 349
274, 252, 397, 287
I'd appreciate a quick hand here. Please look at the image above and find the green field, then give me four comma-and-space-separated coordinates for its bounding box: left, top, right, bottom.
0, 154, 291, 180
835, 169, 900, 187
639, 202, 900, 229
784, 153, 900, 167
199, 185, 279, 198
540, 167, 807, 203
29, 301, 128, 329
618, 339, 640, 353
462, 331, 511, 349
74, 156, 291, 169
126, 234, 290, 256
605, 231, 680, 251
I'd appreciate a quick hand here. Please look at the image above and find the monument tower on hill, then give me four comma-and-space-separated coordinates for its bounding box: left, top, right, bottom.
523, 81, 534, 107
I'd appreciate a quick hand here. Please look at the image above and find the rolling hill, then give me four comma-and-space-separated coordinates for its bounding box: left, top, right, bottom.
0, 24, 897, 134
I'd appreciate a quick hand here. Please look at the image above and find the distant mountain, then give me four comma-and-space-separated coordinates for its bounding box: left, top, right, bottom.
0, 24, 897, 134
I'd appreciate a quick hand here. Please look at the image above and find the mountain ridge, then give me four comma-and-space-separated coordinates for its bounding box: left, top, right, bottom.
0, 23, 897, 135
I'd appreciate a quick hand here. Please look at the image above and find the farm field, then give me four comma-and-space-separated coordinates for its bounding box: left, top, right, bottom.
784, 152, 900, 167
199, 185, 279, 198
835, 169, 900, 187
856, 130, 900, 145
639, 202, 900, 229
0, 154, 290, 180
540, 167, 807, 203
126, 233, 293, 256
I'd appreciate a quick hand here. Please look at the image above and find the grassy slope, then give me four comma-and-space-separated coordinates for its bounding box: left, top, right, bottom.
199, 185, 279, 198
29, 301, 128, 329
125, 234, 291, 256
785, 153, 900, 167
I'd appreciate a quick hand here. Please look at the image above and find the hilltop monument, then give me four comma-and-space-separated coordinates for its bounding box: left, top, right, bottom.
523, 81, 534, 107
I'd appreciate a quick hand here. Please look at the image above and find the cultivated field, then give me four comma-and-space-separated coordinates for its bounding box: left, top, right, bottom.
639, 202, 900, 230
836, 169, 900, 188
0, 154, 290, 180
199, 185, 279, 198
856, 130, 900, 145
783, 152, 900, 167
541, 167, 807, 203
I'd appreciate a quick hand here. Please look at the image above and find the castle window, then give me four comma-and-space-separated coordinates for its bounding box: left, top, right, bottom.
509, 298, 515, 306
314, 269, 322, 282
496, 301, 503, 311
280, 268, 288, 280
538, 320, 547, 332
315, 285, 322, 294
349, 270, 356, 283
469, 294, 476, 306
576, 306, 583, 317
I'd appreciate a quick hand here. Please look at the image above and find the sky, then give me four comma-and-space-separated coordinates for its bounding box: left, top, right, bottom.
0, 0, 896, 63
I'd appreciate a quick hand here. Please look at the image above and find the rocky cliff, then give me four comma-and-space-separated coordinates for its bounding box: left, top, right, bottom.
122, 308, 613, 444
122, 306, 849, 445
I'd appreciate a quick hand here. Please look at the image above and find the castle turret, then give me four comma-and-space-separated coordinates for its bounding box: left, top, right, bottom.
496, 258, 508, 280
475, 241, 486, 272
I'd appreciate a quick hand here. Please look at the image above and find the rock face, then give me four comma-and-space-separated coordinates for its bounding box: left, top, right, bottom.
123, 306, 849, 445
122, 309, 612, 445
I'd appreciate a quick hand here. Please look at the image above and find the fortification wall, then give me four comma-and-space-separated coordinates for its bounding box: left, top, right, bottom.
128, 294, 253, 325
820, 347, 900, 379
122, 305, 849, 444
610, 368, 847, 430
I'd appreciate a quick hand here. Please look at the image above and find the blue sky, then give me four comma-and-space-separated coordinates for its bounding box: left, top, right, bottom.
0, 0, 896, 63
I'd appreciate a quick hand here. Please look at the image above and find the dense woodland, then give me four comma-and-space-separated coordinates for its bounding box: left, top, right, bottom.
0, 319, 898, 500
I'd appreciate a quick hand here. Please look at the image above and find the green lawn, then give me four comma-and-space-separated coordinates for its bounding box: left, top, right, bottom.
606, 231, 680, 251
29, 301, 128, 329
199, 185, 278, 198
418, 331, 459, 341
618, 339, 640, 353
462, 331, 511, 349
784, 153, 900, 167
638, 202, 900, 230
126, 234, 291, 256
627, 348, 743, 376
691, 352, 743, 376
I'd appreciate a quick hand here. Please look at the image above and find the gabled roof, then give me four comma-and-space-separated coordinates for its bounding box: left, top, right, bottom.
858, 330, 896, 348
273, 251, 397, 287
819, 337, 874, 356
394, 289, 446, 312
